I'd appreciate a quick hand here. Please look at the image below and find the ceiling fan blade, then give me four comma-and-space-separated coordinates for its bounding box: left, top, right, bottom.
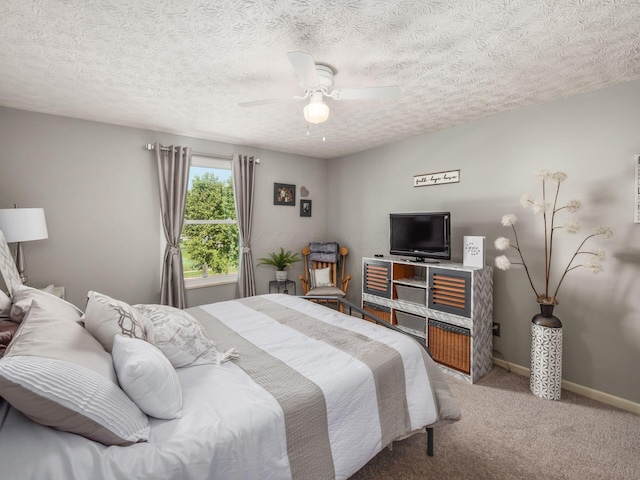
331, 85, 400, 101
238, 97, 296, 107
287, 51, 320, 87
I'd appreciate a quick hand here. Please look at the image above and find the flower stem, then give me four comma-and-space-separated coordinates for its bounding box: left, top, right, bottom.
552, 233, 596, 298
547, 181, 561, 299
511, 224, 540, 299
542, 178, 549, 298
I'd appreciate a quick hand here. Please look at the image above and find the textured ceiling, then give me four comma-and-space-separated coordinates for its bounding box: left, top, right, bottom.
1, 1, 640, 159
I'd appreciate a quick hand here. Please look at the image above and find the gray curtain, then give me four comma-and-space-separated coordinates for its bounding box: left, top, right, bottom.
232, 154, 257, 298
155, 142, 191, 308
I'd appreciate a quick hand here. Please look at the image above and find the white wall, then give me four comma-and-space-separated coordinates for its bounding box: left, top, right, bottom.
0, 107, 328, 308
328, 80, 640, 404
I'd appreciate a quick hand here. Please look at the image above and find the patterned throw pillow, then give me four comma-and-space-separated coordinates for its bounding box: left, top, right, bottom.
134, 304, 236, 368
83, 291, 146, 353
112, 334, 182, 420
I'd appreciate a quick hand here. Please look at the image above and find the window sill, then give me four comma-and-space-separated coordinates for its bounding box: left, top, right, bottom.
185, 274, 238, 290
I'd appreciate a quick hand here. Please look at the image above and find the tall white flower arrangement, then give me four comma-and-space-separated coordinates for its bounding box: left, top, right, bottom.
495, 170, 613, 305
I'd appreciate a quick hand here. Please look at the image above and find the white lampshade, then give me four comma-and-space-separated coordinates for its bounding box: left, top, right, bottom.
303, 99, 330, 124
0, 208, 49, 243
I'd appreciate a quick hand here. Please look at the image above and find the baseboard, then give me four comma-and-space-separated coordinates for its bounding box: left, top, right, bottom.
492, 357, 640, 415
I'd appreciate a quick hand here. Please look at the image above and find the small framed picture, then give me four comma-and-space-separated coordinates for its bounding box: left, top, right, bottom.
300, 199, 312, 217
274, 183, 296, 206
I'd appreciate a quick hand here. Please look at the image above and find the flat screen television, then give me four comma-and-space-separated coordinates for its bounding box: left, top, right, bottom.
389, 212, 451, 262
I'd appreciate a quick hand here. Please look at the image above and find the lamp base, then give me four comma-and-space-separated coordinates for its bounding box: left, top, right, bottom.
15, 242, 27, 284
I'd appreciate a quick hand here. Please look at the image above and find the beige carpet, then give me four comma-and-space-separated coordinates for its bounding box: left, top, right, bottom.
350, 367, 639, 479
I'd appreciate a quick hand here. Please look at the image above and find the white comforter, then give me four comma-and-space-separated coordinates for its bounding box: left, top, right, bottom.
0, 294, 459, 480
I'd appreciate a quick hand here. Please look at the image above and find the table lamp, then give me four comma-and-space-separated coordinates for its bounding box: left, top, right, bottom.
0, 207, 48, 284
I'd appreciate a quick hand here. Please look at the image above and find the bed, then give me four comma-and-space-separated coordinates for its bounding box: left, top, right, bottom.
0, 291, 460, 480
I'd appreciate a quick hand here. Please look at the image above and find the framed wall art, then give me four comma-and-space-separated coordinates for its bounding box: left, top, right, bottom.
274, 183, 296, 206
300, 199, 312, 217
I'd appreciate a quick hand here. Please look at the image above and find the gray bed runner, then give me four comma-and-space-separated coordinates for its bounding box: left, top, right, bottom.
191, 297, 414, 480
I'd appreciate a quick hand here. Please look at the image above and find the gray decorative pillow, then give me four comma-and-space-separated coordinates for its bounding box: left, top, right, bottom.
134, 304, 237, 368
83, 291, 147, 353
10, 285, 83, 323
0, 300, 150, 446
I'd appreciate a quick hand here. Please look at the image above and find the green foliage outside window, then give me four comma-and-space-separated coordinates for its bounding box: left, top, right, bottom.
182, 172, 239, 275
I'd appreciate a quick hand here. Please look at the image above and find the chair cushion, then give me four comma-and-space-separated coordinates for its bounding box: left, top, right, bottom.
306, 285, 346, 297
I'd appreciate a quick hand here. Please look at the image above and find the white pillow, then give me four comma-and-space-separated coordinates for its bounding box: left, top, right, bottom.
134, 304, 236, 368
10, 285, 83, 323
112, 334, 182, 420
310, 267, 333, 288
83, 291, 147, 353
0, 301, 149, 446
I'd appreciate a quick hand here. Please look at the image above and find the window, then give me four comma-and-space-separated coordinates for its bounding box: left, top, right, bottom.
181, 156, 238, 288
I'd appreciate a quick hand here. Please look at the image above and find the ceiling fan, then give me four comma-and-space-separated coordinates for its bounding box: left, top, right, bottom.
238, 51, 400, 124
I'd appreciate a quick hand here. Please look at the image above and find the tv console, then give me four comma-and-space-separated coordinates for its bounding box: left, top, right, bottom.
361, 256, 493, 383
401, 258, 440, 263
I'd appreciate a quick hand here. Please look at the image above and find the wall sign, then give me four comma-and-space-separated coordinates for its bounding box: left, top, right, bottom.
414, 169, 460, 187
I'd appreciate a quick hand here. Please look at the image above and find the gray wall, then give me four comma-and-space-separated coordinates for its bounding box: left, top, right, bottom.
0, 107, 328, 309
2, 78, 639, 404
328, 80, 640, 403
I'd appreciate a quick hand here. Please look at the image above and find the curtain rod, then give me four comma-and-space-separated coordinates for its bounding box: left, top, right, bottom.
144, 144, 260, 163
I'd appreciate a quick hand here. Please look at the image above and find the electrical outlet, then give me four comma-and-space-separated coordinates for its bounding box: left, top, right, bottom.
492, 322, 501, 337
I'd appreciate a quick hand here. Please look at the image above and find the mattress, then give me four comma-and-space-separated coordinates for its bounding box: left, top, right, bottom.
0, 294, 460, 480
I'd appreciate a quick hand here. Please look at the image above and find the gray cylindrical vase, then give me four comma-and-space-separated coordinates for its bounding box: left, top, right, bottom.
530, 304, 563, 400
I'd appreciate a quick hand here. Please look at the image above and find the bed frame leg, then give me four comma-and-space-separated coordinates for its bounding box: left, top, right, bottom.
426, 427, 434, 456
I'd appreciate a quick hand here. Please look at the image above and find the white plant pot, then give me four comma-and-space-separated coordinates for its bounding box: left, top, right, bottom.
275, 270, 287, 282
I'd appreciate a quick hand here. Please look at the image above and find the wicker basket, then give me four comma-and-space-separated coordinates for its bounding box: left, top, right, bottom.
362, 302, 392, 324
428, 319, 471, 374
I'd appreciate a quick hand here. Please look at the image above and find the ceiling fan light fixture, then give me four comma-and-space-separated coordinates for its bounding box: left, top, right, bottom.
303, 96, 330, 124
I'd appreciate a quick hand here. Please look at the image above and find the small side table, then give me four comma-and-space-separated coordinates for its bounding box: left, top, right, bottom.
269, 280, 296, 295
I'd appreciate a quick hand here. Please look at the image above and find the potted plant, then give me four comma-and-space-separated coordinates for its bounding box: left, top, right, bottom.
257, 248, 301, 281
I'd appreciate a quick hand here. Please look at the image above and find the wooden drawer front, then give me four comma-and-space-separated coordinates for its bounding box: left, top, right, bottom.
363, 302, 392, 324
428, 319, 471, 374
363, 261, 391, 298
428, 268, 471, 317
